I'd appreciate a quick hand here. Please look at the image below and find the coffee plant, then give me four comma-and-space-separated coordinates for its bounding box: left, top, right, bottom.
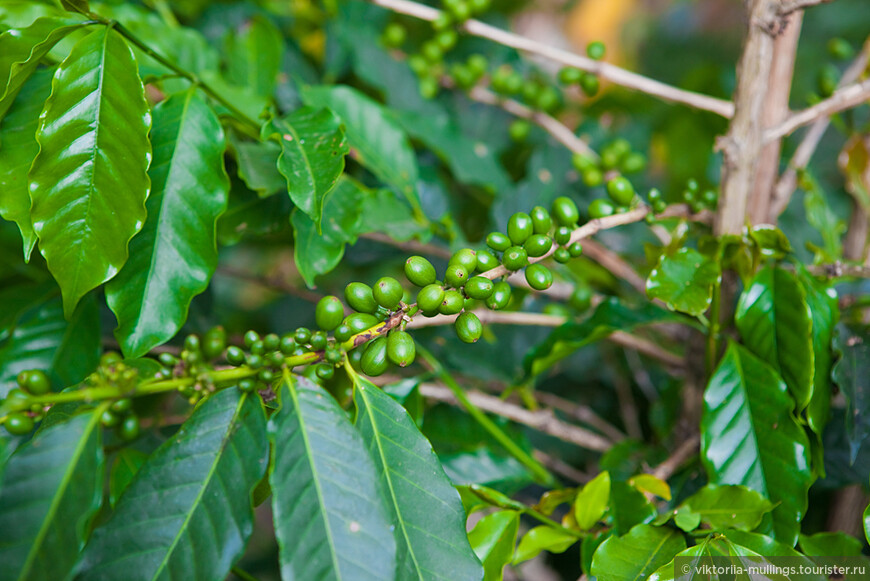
1, 0, 869, 579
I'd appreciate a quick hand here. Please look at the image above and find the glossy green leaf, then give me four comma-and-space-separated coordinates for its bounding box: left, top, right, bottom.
800, 271, 838, 436
524, 298, 685, 377
360, 188, 429, 242
353, 375, 484, 581
701, 342, 812, 546
591, 524, 686, 581
229, 132, 285, 198
29, 26, 152, 317
749, 225, 792, 258
0, 16, 87, 121
673, 509, 701, 532
301, 84, 422, 214
646, 247, 721, 317
108, 448, 147, 508
721, 530, 812, 557
78, 389, 268, 581
105, 89, 229, 358
224, 14, 282, 98
0, 406, 105, 581
574, 471, 610, 530
60, 0, 88, 14
677, 484, 774, 531
266, 106, 348, 229
832, 323, 870, 463
609, 481, 657, 536
629, 474, 672, 501
292, 177, 364, 287
467, 510, 519, 581
801, 171, 845, 262
269, 375, 396, 581
513, 525, 578, 564
0, 67, 52, 260
736, 266, 814, 410
799, 531, 863, 556
0, 293, 100, 398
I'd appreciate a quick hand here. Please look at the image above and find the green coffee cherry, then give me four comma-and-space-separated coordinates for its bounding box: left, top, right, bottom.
467, 54, 488, 76
554, 248, 571, 263
101, 409, 121, 428
203, 326, 227, 359
226, 346, 246, 365
536, 86, 561, 113
435, 29, 458, 51
18, 369, 50, 395
417, 284, 446, 313
588, 199, 616, 219
454, 312, 483, 343
238, 379, 256, 393
294, 327, 311, 345
817, 64, 839, 98
387, 331, 416, 367
334, 324, 353, 342
382, 23, 407, 48
405, 256, 437, 287
422, 40, 443, 63
310, 331, 328, 351
572, 153, 597, 172
530, 206, 552, 234
525, 264, 553, 290
450, 248, 478, 272
569, 284, 593, 311
476, 250, 500, 272
586, 41, 606, 60
827, 37, 854, 60
361, 337, 390, 376
316, 296, 345, 331
469, 0, 490, 14
408, 54, 428, 76
486, 232, 511, 252
119, 415, 140, 441
280, 334, 296, 354
579, 73, 600, 97
568, 242, 584, 257
439, 290, 465, 315
523, 234, 552, 257
582, 167, 603, 186
554, 226, 572, 245
502, 246, 529, 271
246, 354, 263, 369
509, 119, 532, 142
551, 196, 579, 227
4, 412, 34, 435
374, 277, 404, 310
620, 152, 647, 174
465, 276, 494, 300
444, 264, 469, 287
486, 281, 512, 310
345, 282, 378, 314
111, 398, 133, 415
558, 67, 584, 85
315, 363, 335, 381
607, 177, 635, 206
344, 313, 380, 335
432, 11, 453, 30
263, 333, 280, 351
243, 330, 260, 348
507, 212, 533, 245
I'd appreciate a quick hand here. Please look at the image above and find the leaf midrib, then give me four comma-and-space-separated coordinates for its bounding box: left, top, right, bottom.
18, 404, 106, 581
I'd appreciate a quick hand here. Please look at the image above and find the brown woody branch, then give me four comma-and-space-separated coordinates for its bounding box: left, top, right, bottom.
764, 78, 870, 142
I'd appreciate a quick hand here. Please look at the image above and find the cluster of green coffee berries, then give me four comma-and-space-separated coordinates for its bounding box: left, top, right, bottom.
2, 370, 50, 435
557, 41, 606, 98
571, 138, 646, 188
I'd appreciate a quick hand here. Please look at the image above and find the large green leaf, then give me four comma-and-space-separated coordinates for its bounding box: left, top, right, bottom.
266, 106, 348, 228
799, 271, 838, 436
0, 67, 52, 260
228, 132, 285, 198
736, 266, 814, 411
292, 176, 364, 287
675, 484, 774, 532
701, 342, 812, 546
467, 510, 518, 581
513, 525, 577, 565
105, 89, 229, 358
301, 84, 422, 214
523, 298, 685, 377
223, 14, 282, 98
0, 406, 105, 581
609, 481, 657, 536
0, 16, 87, 121
573, 471, 610, 530
646, 247, 721, 317
28, 26, 152, 317
352, 374, 484, 581
269, 374, 396, 581
78, 389, 268, 581
590, 524, 686, 581
360, 188, 429, 242
0, 292, 100, 397
832, 323, 870, 463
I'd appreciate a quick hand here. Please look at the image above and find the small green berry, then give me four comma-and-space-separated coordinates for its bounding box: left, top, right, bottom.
5, 412, 34, 435
586, 41, 606, 60
525, 264, 553, 290
465, 276, 494, 300
588, 199, 615, 219
345, 282, 378, 314
439, 290, 465, 315
316, 296, 345, 331
449, 248, 478, 272
485, 281, 512, 310
507, 212, 533, 245
454, 312, 483, 343
523, 234, 552, 257
568, 242, 584, 257
382, 22, 407, 47
502, 246, 529, 271
554, 226, 572, 245
405, 256, 437, 287
551, 196, 580, 227
417, 284, 446, 313
554, 248, 571, 263
606, 177, 635, 206
486, 232, 511, 252
373, 277, 404, 310
509, 119, 532, 142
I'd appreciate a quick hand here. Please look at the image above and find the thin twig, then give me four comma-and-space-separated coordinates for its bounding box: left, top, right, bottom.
764, 78, 870, 142
370, 0, 735, 118
607, 350, 642, 439
216, 266, 326, 304
361, 232, 452, 259
806, 262, 870, 278
407, 310, 685, 367
533, 450, 592, 484
770, 38, 870, 218
650, 434, 700, 480
580, 239, 647, 294
418, 383, 613, 451
534, 392, 627, 442
468, 86, 597, 158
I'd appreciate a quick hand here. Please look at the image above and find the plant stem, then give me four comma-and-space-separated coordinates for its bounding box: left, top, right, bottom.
230, 566, 260, 581
706, 277, 721, 375
104, 20, 261, 133
417, 346, 556, 486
